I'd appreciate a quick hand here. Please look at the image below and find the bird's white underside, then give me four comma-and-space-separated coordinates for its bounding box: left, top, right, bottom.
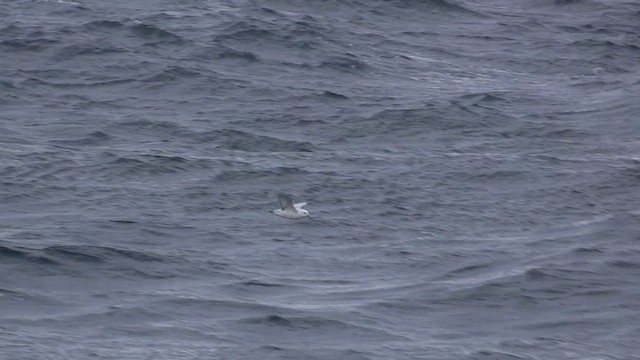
272, 193, 309, 219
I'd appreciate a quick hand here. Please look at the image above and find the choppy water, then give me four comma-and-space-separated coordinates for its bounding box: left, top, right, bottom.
1, 0, 640, 359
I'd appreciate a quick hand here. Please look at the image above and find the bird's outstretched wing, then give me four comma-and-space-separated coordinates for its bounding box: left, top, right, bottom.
293, 202, 307, 209
277, 193, 295, 211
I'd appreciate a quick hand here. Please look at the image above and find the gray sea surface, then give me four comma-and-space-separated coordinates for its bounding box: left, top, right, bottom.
1, 0, 640, 359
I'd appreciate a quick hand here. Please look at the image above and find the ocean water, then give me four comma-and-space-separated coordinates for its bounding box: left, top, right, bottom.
1, 0, 639, 359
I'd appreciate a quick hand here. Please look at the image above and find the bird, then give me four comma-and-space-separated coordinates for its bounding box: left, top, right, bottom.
270, 193, 310, 220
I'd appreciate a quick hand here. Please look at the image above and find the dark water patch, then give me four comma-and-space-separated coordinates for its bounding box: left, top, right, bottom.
140, 66, 202, 83
572, 246, 604, 254
0, 24, 23, 36
108, 219, 138, 224
569, 78, 629, 90
65, 306, 169, 325
0, 79, 16, 90
456, 91, 509, 105
0, 244, 180, 280
0, 245, 35, 260
236, 313, 396, 341
556, 23, 640, 37
3, 231, 46, 241
15, 68, 81, 81
98, 152, 232, 178
41, 246, 104, 264
218, 279, 308, 298
434, 260, 621, 306
43, 245, 166, 264
0, 287, 23, 297
365, 0, 481, 20
72, 19, 185, 46
208, 45, 261, 62
342, 102, 510, 139
81, 20, 125, 31
151, 297, 288, 319
49, 131, 112, 147
109, 119, 190, 139
201, 129, 315, 152
0, 245, 59, 265
606, 260, 640, 270
530, 129, 595, 139
452, 169, 529, 184
317, 54, 370, 72
524, 267, 560, 281
17, 76, 133, 89
54, 43, 128, 60
446, 263, 496, 276
521, 0, 606, 12
46, 1, 90, 14
568, 39, 640, 54
216, 166, 309, 182
466, 349, 534, 360
216, 16, 327, 50
242, 280, 293, 287
0, 38, 58, 51
303, 280, 436, 307
434, 282, 520, 305
381, 0, 487, 17
552, 0, 587, 4
524, 266, 615, 295
570, 288, 619, 297
521, 316, 607, 331
103, 154, 191, 177
229, 311, 411, 349
243, 314, 292, 326
217, 20, 275, 42
0, 287, 70, 319
0, 154, 82, 186
287, 17, 328, 39
452, 91, 515, 113
320, 90, 349, 100
254, 346, 375, 360
130, 23, 184, 43
499, 122, 595, 140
